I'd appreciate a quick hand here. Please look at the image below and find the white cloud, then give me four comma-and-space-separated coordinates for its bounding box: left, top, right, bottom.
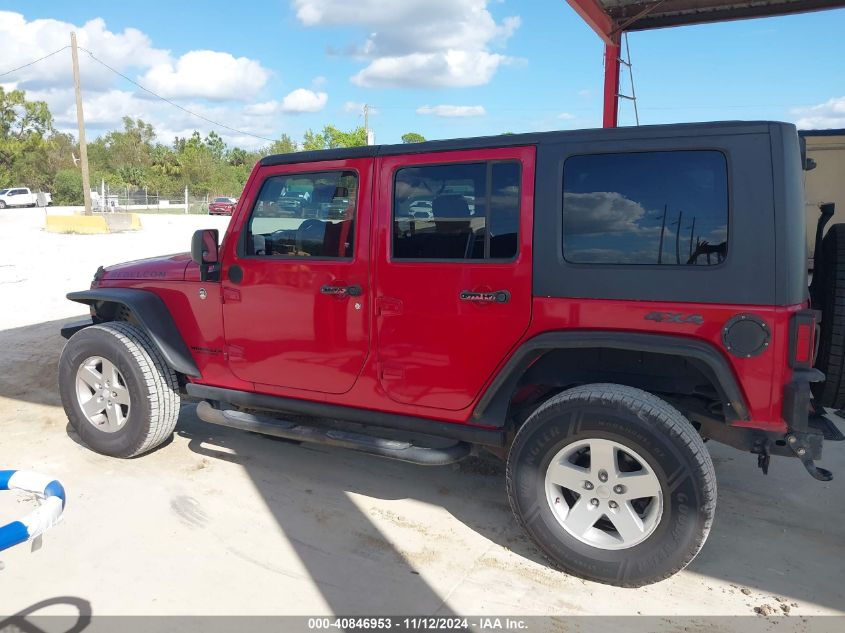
563, 192, 652, 235
239, 89, 330, 117
0, 11, 169, 91
279, 88, 327, 113
312, 75, 327, 87
0, 12, 286, 150
244, 101, 280, 116
292, 0, 519, 88
557, 112, 575, 120
417, 104, 486, 117
140, 50, 270, 101
353, 51, 508, 88
792, 97, 845, 129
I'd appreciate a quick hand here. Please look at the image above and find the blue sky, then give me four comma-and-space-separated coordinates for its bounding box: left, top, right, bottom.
2, 1, 844, 149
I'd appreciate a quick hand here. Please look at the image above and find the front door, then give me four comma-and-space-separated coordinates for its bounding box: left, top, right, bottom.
375, 147, 535, 411
222, 158, 372, 394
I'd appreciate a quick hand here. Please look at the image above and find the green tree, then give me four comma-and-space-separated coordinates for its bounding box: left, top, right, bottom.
0, 87, 55, 188
151, 145, 182, 178
302, 128, 327, 151
401, 132, 426, 144
53, 169, 83, 205
204, 131, 226, 160
266, 134, 297, 155
302, 125, 367, 151
324, 125, 367, 148
91, 117, 155, 174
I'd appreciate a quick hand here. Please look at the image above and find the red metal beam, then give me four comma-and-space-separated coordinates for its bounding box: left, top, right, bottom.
566, 2, 621, 126
602, 37, 621, 128
566, 0, 616, 44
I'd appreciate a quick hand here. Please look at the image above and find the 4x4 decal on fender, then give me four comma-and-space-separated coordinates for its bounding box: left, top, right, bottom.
644, 311, 704, 325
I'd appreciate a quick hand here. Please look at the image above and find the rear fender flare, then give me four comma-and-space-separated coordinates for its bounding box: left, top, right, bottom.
65, 288, 200, 378
473, 331, 749, 427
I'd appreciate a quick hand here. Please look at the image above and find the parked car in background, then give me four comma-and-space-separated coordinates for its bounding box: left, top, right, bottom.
0, 187, 51, 208
208, 197, 237, 215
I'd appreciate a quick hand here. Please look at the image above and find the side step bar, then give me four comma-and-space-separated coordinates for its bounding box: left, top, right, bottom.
195, 401, 471, 466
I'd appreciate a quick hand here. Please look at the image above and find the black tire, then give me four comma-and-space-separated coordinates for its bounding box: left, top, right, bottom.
813, 223, 845, 408
506, 383, 716, 587
0, 201, 6, 209
59, 322, 180, 457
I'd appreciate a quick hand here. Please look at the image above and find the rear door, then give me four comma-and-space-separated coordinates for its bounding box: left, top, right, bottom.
221, 158, 372, 394
375, 146, 535, 411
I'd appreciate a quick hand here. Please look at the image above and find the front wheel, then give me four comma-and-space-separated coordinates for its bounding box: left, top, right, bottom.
506, 383, 716, 587
59, 322, 181, 457
0, 201, 6, 209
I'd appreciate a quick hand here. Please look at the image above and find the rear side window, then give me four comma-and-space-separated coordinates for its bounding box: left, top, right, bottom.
245, 170, 357, 258
393, 160, 521, 260
562, 151, 728, 265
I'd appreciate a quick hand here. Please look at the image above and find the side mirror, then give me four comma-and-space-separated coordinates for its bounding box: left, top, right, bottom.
191, 229, 219, 281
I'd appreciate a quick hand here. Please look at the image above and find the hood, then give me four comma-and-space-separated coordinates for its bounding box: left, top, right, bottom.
100, 253, 192, 282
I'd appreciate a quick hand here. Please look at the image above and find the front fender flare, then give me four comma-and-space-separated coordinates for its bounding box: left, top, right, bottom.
65, 288, 201, 378
473, 331, 749, 427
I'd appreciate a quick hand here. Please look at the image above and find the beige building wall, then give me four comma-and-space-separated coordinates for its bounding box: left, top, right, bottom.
804, 132, 845, 264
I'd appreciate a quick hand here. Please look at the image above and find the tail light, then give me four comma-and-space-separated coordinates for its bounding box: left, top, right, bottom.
789, 310, 820, 369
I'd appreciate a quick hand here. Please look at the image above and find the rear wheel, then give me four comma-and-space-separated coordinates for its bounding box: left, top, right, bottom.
813, 223, 845, 408
59, 322, 180, 457
506, 383, 716, 587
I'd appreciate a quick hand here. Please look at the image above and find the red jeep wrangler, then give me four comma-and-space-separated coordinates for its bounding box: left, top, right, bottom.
58, 121, 843, 587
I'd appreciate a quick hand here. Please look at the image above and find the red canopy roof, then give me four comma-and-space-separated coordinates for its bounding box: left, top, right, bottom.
568, 0, 845, 44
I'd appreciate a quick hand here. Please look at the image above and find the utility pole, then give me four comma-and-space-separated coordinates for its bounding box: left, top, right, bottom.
71, 32, 93, 216
657, 204, 668, 264
687, 217, 696, 260
673, 210, 683, 265
363, 103, 374, 145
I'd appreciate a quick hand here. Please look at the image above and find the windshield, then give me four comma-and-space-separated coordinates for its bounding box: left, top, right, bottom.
214, 197, 231, 203
0, 189, 8, 195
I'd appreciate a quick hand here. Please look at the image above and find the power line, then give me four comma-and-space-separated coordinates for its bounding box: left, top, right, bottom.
0, 46, 70, 79
78, 46, 277, 143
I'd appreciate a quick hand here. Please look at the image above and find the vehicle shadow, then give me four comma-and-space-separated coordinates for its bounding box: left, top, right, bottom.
175, 403, 845, 612
0, 318, 82, 409
174, 404, 544, 614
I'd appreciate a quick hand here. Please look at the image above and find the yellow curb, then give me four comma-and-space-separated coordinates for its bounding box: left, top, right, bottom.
45, 213, 142, 234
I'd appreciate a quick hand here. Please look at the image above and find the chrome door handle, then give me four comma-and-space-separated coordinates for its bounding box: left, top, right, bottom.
459, 290, 510, 303
320, 284, 363, 297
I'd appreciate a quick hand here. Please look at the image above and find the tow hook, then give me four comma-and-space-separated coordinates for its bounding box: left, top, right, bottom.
786, 434, 833, 481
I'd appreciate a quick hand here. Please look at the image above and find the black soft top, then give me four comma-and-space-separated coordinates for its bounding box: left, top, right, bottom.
259, 121, 783, 166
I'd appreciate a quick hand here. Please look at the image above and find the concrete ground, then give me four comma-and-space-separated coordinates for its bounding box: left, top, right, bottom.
0, 208, 843, 621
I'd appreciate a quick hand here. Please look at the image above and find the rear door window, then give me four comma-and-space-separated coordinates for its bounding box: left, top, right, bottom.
562, 150, 728, 265
392, 160, 520, 260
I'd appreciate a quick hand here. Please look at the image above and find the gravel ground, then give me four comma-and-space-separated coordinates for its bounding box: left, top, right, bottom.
0, 207, 843, 624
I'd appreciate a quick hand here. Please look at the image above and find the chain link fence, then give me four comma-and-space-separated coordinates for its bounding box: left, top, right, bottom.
92, 186, 237, 215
